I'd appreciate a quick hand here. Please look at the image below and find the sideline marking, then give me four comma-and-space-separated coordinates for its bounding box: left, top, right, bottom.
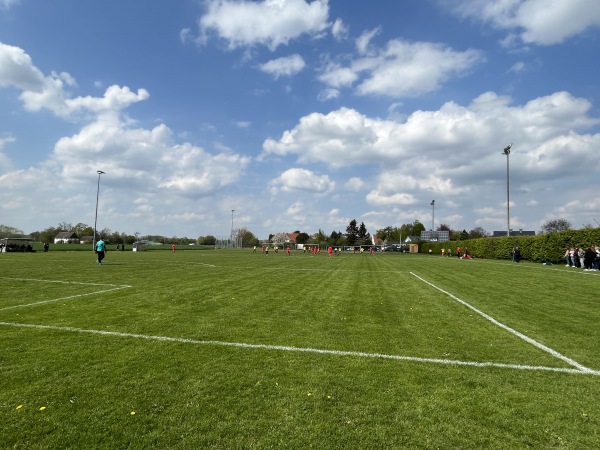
0, 277, 132, 311
410, 272, 598, 375
0, 321, 598, 376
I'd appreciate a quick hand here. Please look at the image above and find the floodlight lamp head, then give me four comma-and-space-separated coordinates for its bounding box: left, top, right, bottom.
503, 144, 512, 155
431, 200, 435, 205
97, 170, 105, 175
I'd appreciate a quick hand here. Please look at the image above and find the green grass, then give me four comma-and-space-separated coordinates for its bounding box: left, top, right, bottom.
1, 250, 599, 449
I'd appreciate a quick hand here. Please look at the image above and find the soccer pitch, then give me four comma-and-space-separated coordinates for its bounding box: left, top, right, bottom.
1, 249, 599, 448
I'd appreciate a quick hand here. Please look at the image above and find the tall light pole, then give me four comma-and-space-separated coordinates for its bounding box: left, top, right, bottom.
430, 200, 435, 232
231, 209, 235, 248
502, 144, 512, 237
93, 170, 105, 250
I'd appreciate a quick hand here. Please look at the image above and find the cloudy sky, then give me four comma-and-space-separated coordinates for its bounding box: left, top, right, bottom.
1, 0, 599, 239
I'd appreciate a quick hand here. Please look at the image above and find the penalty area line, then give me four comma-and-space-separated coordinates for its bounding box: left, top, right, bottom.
0, 285, 132, 311
410, 272, 598, 376
0, 321, 598, 376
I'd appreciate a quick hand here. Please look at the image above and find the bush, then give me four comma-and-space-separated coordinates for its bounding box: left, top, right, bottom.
422, 228, 600, 263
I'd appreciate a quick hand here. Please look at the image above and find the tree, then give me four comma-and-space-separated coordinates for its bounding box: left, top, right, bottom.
80, 226, 94, 237
72, 223, 89, 236
459, 229, 469, 240
239, 228, 259, 247
540, 218, 572, 234
311, 229, 328, 246
57, 221, 72, 231
295, 232, 310, 244
39, 226, 60, 244
376, 226, 393, 242
437, 224, 452, 232
99, 228, 112, 240
357, 222, 370, 244
202, 235, 216, 246
329, 230, 342, 244
346, 220, 358, 245
0, 225, 24, 238
469, 227, 488, 238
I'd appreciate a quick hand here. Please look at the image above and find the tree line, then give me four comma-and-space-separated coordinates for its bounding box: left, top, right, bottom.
0, 217, 586, 249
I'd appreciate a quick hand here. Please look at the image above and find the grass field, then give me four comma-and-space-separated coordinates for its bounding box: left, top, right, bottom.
1, 249, 599, 449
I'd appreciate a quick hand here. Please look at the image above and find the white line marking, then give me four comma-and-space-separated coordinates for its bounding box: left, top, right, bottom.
154, 260, 216, 267
0, 321, 598, 376
0, 277, 132, 311
0, 276, 130, 287
410, 272, 598, 375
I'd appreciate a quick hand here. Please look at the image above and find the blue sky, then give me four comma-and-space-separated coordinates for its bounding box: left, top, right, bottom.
1, 0, 599, 240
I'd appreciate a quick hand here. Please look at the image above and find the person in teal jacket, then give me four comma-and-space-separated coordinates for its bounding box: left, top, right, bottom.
95, 238, 106, 265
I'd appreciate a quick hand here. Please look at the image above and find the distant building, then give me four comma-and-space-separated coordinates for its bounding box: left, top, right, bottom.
54, 231, 79, 244
492, 230, 536, 237
421, 230, 450, 242
403, 236, 421, 243
270, 232, 299, 246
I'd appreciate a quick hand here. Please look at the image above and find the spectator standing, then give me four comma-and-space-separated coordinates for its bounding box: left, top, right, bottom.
583, 245, 595, 271
513, 247, 521, 263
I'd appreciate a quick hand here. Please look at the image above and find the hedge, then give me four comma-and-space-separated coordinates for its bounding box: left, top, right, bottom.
421, 228, 600, 263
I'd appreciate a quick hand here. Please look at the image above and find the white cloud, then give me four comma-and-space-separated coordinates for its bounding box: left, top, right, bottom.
344, 177, 365, 191
52, 120, 251, 199
366, 172, 462, 207
0, 135, 16, 172
318, 62, 358, 88
286, 201, 305, 215
262, 90, 599, 229
0, 42, 46, 91
508, 61, 526, 73
179, 28, 193, 44
197, 0, 330, 51
63, 85, 149, 118
317, 88, 340, 102
331, 18, 348, 41
355, 40, 483, 97
355, 27, 381, 55
444, 0, 600, 45
270, 168, 335, 193
366, 191, 416, 206
263, 91, 599, 171
0, 0, 19, 10
1, 43, 149, 120
317, 38, 483, 98
259, 54, 306, 78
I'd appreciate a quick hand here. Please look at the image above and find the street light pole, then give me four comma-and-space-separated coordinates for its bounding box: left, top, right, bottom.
231, 209, 235, 248
93, 170, 105, 250
502, 144, 512, 237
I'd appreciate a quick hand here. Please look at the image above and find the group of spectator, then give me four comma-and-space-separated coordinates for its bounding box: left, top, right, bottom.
565, 246, 600, 271
0, 243, 34, 252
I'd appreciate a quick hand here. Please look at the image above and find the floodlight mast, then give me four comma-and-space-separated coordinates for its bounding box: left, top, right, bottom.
430, 200, 435, 233
93, 170, 105, 250
502, 144, 512, 237
231, 209, 235, 248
